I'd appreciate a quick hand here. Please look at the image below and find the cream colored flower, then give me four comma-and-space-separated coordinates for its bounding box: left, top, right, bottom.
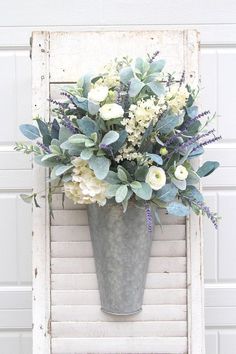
174, 165, 189, 180
88, 85, 108, 102
166, 85, 189, 114
99, 103, 124, 120
145, 166, 166, 191
64, 158, 107, 206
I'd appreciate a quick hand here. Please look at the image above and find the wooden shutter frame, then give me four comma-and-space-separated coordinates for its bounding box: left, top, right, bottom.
31, 29, 204, 354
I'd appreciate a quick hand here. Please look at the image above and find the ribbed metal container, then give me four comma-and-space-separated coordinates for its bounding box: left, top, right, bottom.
87, 202, 153, 315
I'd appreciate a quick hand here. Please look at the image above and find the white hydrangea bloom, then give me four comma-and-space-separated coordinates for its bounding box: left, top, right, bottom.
64, 158, 107, 206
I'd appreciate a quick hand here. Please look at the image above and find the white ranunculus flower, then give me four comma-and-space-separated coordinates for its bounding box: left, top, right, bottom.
145, 166, 166, 191
88, 85, 109, 103
99, 103, 124, 121
174, 165, 189, 180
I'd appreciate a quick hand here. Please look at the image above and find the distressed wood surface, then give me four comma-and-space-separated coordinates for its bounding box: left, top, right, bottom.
32, 32, 51, 354
52, 337, 187, 354
32, 30, 203, 354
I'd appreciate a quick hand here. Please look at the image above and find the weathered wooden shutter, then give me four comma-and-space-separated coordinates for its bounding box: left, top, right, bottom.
32, 30, 204, 354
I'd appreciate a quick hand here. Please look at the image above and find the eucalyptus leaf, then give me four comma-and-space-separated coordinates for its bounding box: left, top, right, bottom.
19, 124, 40, 140
155, 183, 178, 203
167, 202, 190, 217
182, 185, 204, 203
186, 170, 200, 185
186, 105, 198, 118
188, 146, 204, 158
146, 153, 163, 165
171, 177, 187, 191
133, 182, 152, 200
197, 161, 219, 177
156, 115, 180, 134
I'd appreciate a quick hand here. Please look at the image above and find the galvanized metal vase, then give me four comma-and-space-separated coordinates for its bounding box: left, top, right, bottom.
87, 202, 153, 315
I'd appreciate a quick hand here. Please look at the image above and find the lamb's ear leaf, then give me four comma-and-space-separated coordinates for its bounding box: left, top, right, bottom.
197, 161, 220, 177
111, 130, 128, 153
128, 78, 145, 97
115, 185, 128, 203
147, 81, 165, 96
19, 124, 40, 140
120, 66, 134, 84
88, 156, 111, 180
51, 119, 60, 140
77, 116, 98, 137
36, 119, 50, 137
100, 131, 119, 145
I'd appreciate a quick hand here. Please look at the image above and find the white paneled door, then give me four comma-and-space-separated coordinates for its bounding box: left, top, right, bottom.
0, 26, 236, 354
201, 47, 236, 353
0, 49, 32, 353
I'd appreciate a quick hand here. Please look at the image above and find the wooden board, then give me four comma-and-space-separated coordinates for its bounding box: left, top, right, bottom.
32, 30, 204, 354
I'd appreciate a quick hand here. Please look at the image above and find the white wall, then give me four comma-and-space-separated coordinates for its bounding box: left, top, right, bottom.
0, 1, 236, 353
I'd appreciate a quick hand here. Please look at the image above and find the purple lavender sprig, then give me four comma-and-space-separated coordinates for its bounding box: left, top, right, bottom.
62, 116, 78, 134
165, 110, 211, 146
37, 141, 51, 153
99, 144, 115, 159
191, 198, 218, 229
48, 98, 68, 109
60, 92, 78, 108
179, 70, 185, 86
145, 202, 153, 234
179, 129, 216, 150
149, 50, 160, 63
191, 135, 222, 153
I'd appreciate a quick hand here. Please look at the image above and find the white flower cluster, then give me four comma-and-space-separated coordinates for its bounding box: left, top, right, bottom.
166, 85, 190, 114
116, 97, 163, 162
64, 158, 107, 206
95, 61, 120, 88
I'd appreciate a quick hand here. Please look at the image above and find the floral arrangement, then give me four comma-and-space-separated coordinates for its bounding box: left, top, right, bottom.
16, 53, 221, 228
